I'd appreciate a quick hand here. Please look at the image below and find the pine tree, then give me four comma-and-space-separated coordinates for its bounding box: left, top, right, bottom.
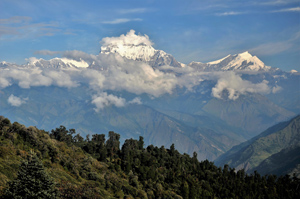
4, 151, 58, 199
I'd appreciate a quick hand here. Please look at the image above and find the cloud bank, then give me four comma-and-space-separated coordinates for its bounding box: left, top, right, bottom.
211, 72, 271, 100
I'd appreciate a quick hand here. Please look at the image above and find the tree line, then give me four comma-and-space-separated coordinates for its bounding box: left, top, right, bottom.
0, 117, 299, 198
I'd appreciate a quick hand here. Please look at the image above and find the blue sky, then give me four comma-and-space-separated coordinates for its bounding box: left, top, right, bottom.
0, 0, 299, 71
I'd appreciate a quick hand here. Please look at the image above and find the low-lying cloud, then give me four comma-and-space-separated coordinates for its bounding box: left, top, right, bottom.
92, 92, 126, 112
0, 67, 78, 89
211, 72, 270, 100
7, 94, 27, 107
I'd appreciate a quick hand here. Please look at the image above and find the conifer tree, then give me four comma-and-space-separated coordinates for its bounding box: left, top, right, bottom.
4, 151, 58, 199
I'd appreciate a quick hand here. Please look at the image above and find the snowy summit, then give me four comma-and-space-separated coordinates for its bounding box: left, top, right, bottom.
100, 30, 157, 62
208, 51, 271, 71
190, 51, 272, 72
100, 30, 182, 68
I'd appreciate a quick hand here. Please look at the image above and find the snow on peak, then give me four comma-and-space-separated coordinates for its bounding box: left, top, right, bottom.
26, 57, 89, 69
238, 51, 252, 60
230, 51, 270, 71
101, 43, 157, 61
26, 57, 42, 65
207, 54, 231, 65
99, 30, 183, 68
100, 29, 165, 62
206, 51, 271, 71
60, 58, 89, 68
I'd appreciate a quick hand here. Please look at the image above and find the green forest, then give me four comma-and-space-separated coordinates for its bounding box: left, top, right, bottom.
0, 116, 299, 199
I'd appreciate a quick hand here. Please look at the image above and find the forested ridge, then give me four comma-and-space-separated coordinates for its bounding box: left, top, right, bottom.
0, 116, 299, 198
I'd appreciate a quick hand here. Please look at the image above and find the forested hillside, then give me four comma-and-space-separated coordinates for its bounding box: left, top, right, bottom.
0, 116, 299, 198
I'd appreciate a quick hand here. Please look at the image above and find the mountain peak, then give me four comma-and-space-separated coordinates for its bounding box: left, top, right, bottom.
100, 30, 157, 61
206, 51, 271, 71
238, 51, 252, 59
100, 30, 182, 67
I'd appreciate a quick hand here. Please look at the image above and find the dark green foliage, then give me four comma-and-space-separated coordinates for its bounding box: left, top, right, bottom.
1, 116, 299, 199
50, 126, 75, 145
4, 152, 58, 199
106, 131, 120, 159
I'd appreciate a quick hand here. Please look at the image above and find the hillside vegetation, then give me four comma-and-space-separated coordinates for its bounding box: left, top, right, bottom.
0, 116, 299, 198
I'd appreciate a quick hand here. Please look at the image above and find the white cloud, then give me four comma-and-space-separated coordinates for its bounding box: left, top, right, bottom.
118, 8, 148, 14
64, 51, 179, 97
101, 18, 142, 24
272, 85, 282, 93
0, 66, 78, 89
211, 72, 271, 100
258, 0, 296, 5
101, 29, 153, 47
129, 97, 142, 105
249, 41, 293, 56
271, 7, 300, 12
104, 59, 178, 97
0, 76, 11, 88
0, 49, 180, 97
249, 31, 299, 56
92, 92, 126, 112
7, 94, 27, 107
0, 68, 52, 88
80, 69, 106, 90
46, 70, 79, 88
216, 11, 245, 16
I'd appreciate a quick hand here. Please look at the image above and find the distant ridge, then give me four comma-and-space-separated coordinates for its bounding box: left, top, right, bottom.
215, 115, 300, 177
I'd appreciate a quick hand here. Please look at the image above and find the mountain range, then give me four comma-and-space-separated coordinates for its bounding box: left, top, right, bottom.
0, 30, 299, 164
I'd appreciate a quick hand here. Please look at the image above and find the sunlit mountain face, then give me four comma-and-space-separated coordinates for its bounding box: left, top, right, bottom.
0, 30, 299, 161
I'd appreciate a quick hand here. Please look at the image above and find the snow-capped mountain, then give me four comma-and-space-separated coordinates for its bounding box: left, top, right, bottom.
100, 41, 182, 68
25, 57, 89, 69
12, 49, 273, 72
189, 51, 273, 72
